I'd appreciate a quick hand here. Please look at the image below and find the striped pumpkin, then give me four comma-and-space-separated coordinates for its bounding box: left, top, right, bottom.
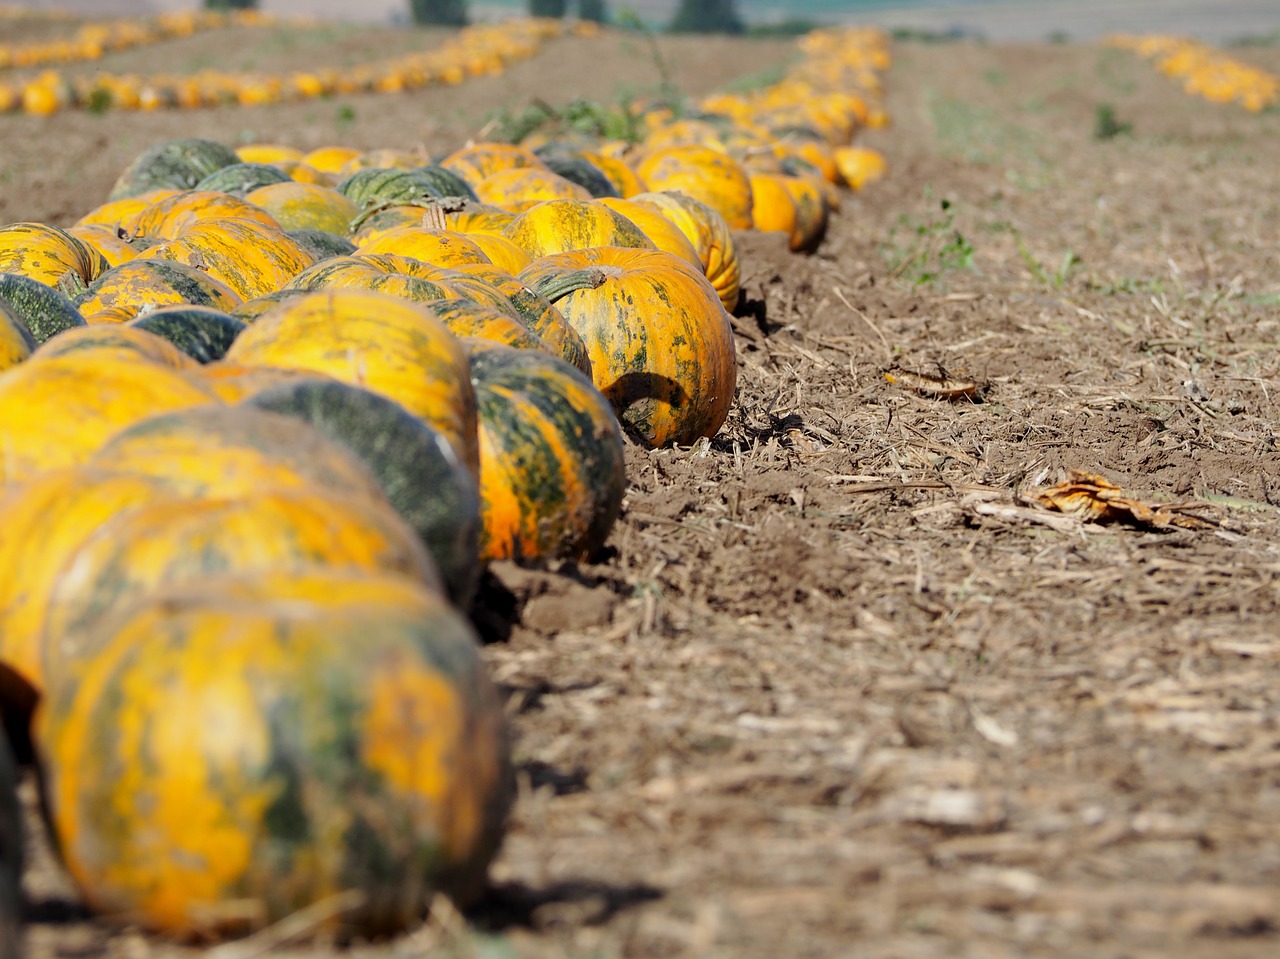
520, 247, 737, 447
36, 569, 512, 939
468, 339, 625, 561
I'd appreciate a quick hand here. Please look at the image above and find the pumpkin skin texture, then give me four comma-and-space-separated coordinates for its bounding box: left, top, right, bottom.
237, 144, 306, 166
438, 142, 545, 189
538, 154, 621, 199
582, 151, 647, 199
73, 258, 242, 325
520, 247, 737, 448
467, 340, 626, 562
502, 199, 657, 259
33, 324, 197, 370
464, 233, 533, 275
834, 146, 887, 191
130, 305, 246, 364
627, 190, 742, 312
187, 362, 335, 404
66, 224, 141, 269
0, 355, 217, 487
0, 222, 109, 287
108, 138, 241, 200
87, 405, 393, 508
124, 191, 284, 242
596, 197, 703, 271
224, 289, 480, 478
0, 303, 35, 373
0, 469, 172, 716
450, 264, 591, 377
0, 273, 87, 344
419, 299, 550, 354
39, 487, 443, 696
445, 204, 517, 237
194, 162, 292, 197
473, 168, 592, 213
246, 378, 483, 606
634, 145, 755, 231
244, 181, 361, 236
357, 228, 494, 270
36, 569, 512, 939
285, 229, 357, 263
74, 190, 180, 230
145, 217, 314, 302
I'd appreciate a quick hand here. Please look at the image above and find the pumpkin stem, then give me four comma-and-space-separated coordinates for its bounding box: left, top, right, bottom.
56, 269, 88, 301
348, 196, 475, 235
532, 266, 619, 304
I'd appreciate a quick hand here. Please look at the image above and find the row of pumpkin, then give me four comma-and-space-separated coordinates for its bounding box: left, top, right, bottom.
4, 15, 592, 115
0, 24, 890, 943
1105, 33, 1279, 112
0, 9, 285, 71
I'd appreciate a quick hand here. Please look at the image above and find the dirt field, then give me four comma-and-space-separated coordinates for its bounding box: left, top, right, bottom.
6, 14, 1280, 959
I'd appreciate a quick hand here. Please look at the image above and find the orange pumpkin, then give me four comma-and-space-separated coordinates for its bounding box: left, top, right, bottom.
501, 198, 656, 259
520, 247, 737, 447
634, 145, 755, 231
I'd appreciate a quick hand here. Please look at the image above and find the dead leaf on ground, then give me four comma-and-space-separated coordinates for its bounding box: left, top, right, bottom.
884, 366, 980, 400
1034, 470, 1221, 531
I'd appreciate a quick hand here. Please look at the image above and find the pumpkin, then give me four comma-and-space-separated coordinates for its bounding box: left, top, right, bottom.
462, 233, 532, 275
145, 217, 314, 301
473, 167, 592, 212
437, 142, 545, 189
538, 154, 621, 199
36, 568, 511, 938
38, 487, 443, 695
65, 224, 140, 269
230, 289, 316, 324
501, 198, 656, 259
236, 143, 306, 165
0, 469, 173, 711
243, 181, 360, 235
834, 146, 887, 190
246, 378, 483, 605
520, 247, 737, 447
450, 263, 590, 376
129, 305, 246, 363
0, 222, 109, 287
187, 362, 334, 404
634, 145, 755, 231
0, 303, 35, 373
74, 189, 181, 230
108, 137, 241, 200
348, 205, 433, 246
301, 145, 363, 174
123, 191, 284, 241
419, 298, 550, 353
445, 203, 517, 236
33, 324, 197, 370
357, 227, 494, 270
582, 150, 647, 198
596, 196, 703, 271
627, 190, 742, 311
285, 229, 357, 262
224, 289, 480, 477
194, 162, 292, 197
0, 354, 217, 486
72, 258, 242, 324
467, 339, 625, 562
0, 272, 86, 343
275, 160, 334, 187
338, 167, 476, 211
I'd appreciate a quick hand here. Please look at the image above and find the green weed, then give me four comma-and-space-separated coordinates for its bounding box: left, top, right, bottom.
883, 196, 977, 286
1094, 102, 1133, 140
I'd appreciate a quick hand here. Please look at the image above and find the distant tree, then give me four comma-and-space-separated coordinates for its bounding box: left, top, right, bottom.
530, 0, 568, 16
578, 0, 608, 23
204, 0, 258, 9
668, 0, 744, 34
409, 0, 469, 26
